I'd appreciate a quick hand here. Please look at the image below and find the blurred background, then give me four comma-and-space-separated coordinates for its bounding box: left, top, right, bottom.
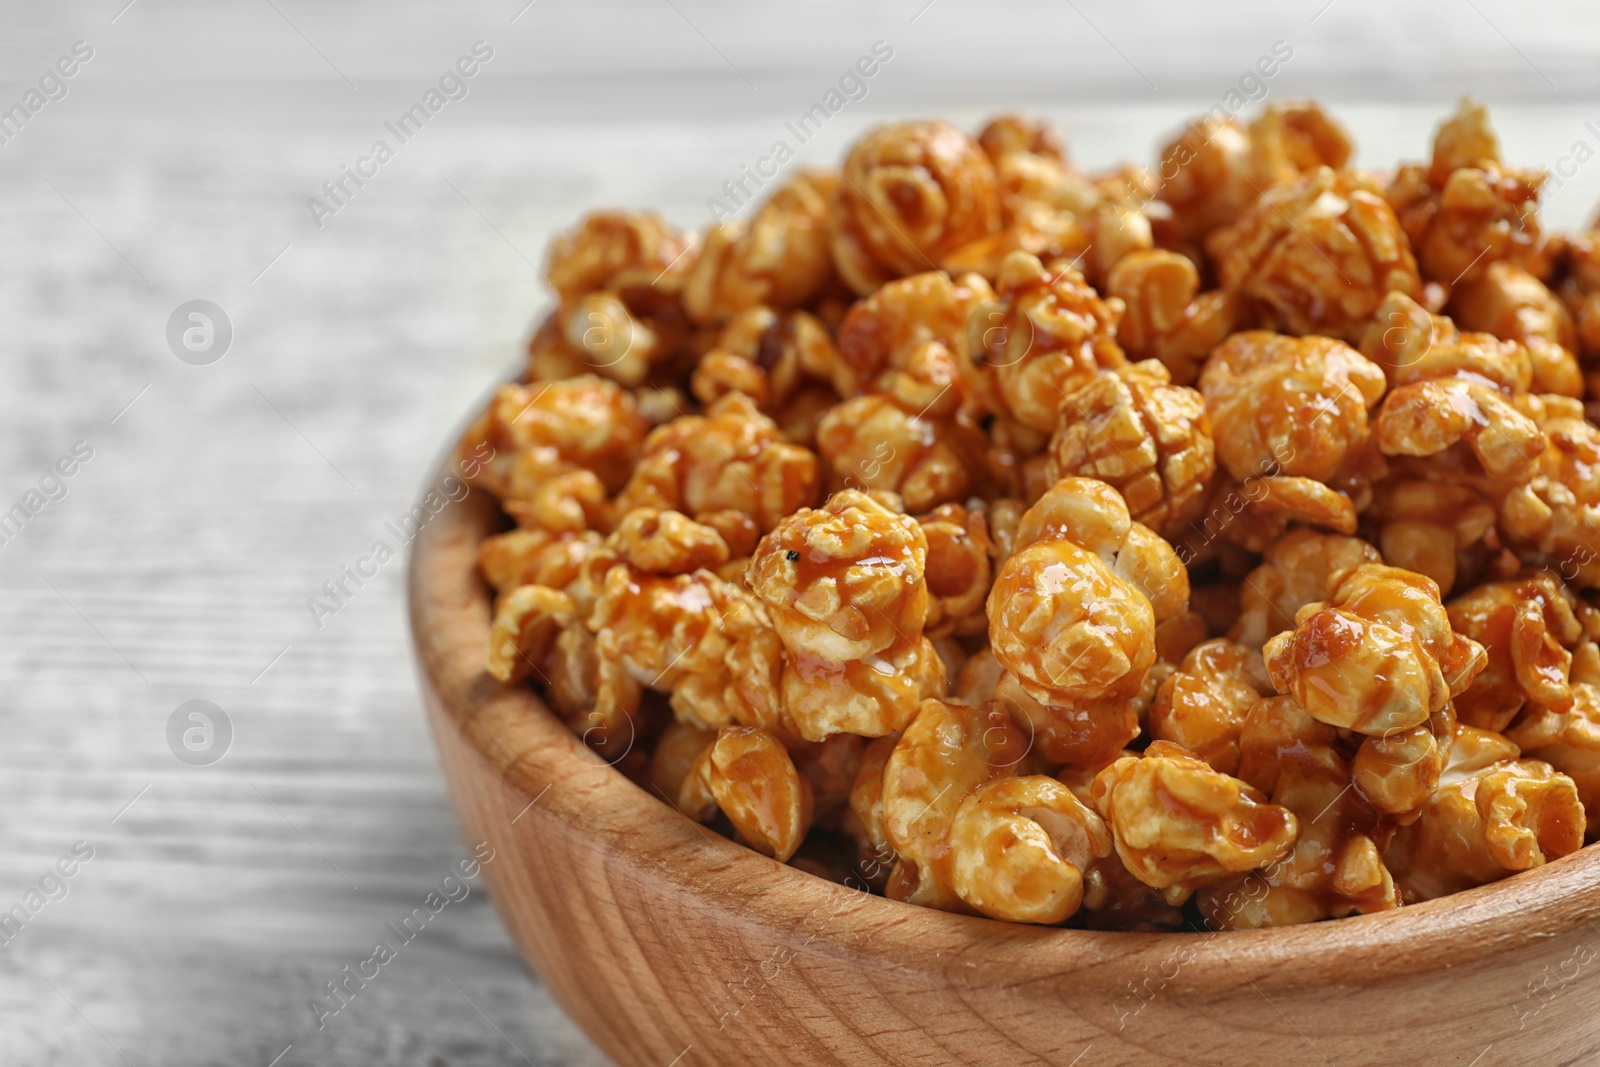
2, 2, 1597, 1063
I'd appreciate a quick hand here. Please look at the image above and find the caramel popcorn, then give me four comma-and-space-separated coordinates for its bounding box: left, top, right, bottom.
615, 391, 819, 531
1047, 362, 1216, 538
988, 478, 1187, 708
1498, 397, 1600, 588
1092, 741, 1299, 904
962, 251, 1129, 434
679, 726, 814, 862
1105, 250, 1235, 386
1509, 683, 1600, 830
467, 101, 1600, 931
1386, 725, 1584, 900
948, 775, 1113, 924
815, 394, 981, 513
1387, 99, 1544, 287
683, 173, 836, 324
1450, 263, 1583, 397
1263, 563, 1486, 735
1199, 695, 1399, 928
831, 120, 1002, 295
1210, 167, 1420, 342
545, 211, 694, 306
1229, 529, 1383, 648
1448, 573, 1589, 732
1148, 638, 1272, 775
1200, 331, 1387, 484
882, 697, 1033, 908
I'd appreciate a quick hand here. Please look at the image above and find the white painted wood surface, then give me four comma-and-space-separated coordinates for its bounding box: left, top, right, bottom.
2, 1, 1599, 1063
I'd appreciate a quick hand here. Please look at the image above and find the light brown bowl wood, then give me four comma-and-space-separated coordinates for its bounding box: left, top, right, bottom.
410, 471, 1600, 1067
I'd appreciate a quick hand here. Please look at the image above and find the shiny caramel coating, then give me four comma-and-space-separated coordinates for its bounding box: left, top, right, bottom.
1048, 362, 1216, 538
1105, 250, 1235, 386
1509, 683, 1600, 836
882, 698, 1034, 909
948, 775, 1113, 924
1210, 167, 1420, 342
1091, 740, 1300, 904
816, 394, 982, 514
1229, 529, 1384, 649
961, 251, 1129, 434
680, 726, 815, 862
684, 173, 837, 324
1387, 99, 1544, 287
1196, 695, 1398, 929
831, 121, 1002, 295
1386, 725, 1584, 901
1149, 638, 1272, 776
1447, 571, 1592, 731
1264, 563, 1486, 735
1200, 331, 1387, 484
988, 479, 1188, 707
615, 392, 820, 532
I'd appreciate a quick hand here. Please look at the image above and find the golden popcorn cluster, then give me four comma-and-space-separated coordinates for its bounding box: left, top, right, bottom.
462, 99, 1600, 930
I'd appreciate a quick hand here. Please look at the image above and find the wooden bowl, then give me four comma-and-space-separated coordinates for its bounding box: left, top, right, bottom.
409, 465, 1600, 1067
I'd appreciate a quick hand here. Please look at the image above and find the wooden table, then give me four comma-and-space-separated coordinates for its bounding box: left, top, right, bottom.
3, 1, 1598, 1063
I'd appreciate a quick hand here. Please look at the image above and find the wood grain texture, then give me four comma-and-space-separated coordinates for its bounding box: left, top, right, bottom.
413, 481, 1600, 1067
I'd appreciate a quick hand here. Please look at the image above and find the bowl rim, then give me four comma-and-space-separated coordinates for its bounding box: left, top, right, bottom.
408, 435, 1600, 998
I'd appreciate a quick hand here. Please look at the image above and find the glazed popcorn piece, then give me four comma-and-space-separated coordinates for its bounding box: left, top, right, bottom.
1387, 98, 1544, 287
748, 490, 943, 740
1450, 263, 1583, 397
680, 726, 815, 862
845, 734, 900, 889
545, 211, 695, 306
882, 698, 1034, 909
1148, 638, 1273, 776
1209, 167, 1420, 342
1200, 331, 1387, 485
486, 585, 576, 685
1509, 683, 1600, 835
831, 269, 993, 406
988, 478, 1188, 707
994, 670, 1143, 769
947, 775, 1113, 924
647, 719, 718, 801
816, 394, 982, 513
1264, 563, 1486, 735
1386, 725, 1585, 901
962, 251, 1130, 434
1198, 695, 1398, 929
609, 508, 730, 575
1247, 100, 1354, 188
1105, 249, 1236, 386
1365, 479, 1496, 597
1229, 529, 1384, 648
1373, 378, 1544, 482
1351, 701, 1457, 821
684, 173, 837, 324
463, 376, 648, 499
1359, 289, 1533, 393
616, 392, 820, 532
477, 528, 603, 594
830, 120, 1002, 295
916, 503, 994, 639
1048, 361, 1216, 538
1156, 115, 1256, 243
1498, 396, 1600, 588
975, 114, 1097, 221
1091, 741, 1300, 904
1447, 571, 1595, 731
